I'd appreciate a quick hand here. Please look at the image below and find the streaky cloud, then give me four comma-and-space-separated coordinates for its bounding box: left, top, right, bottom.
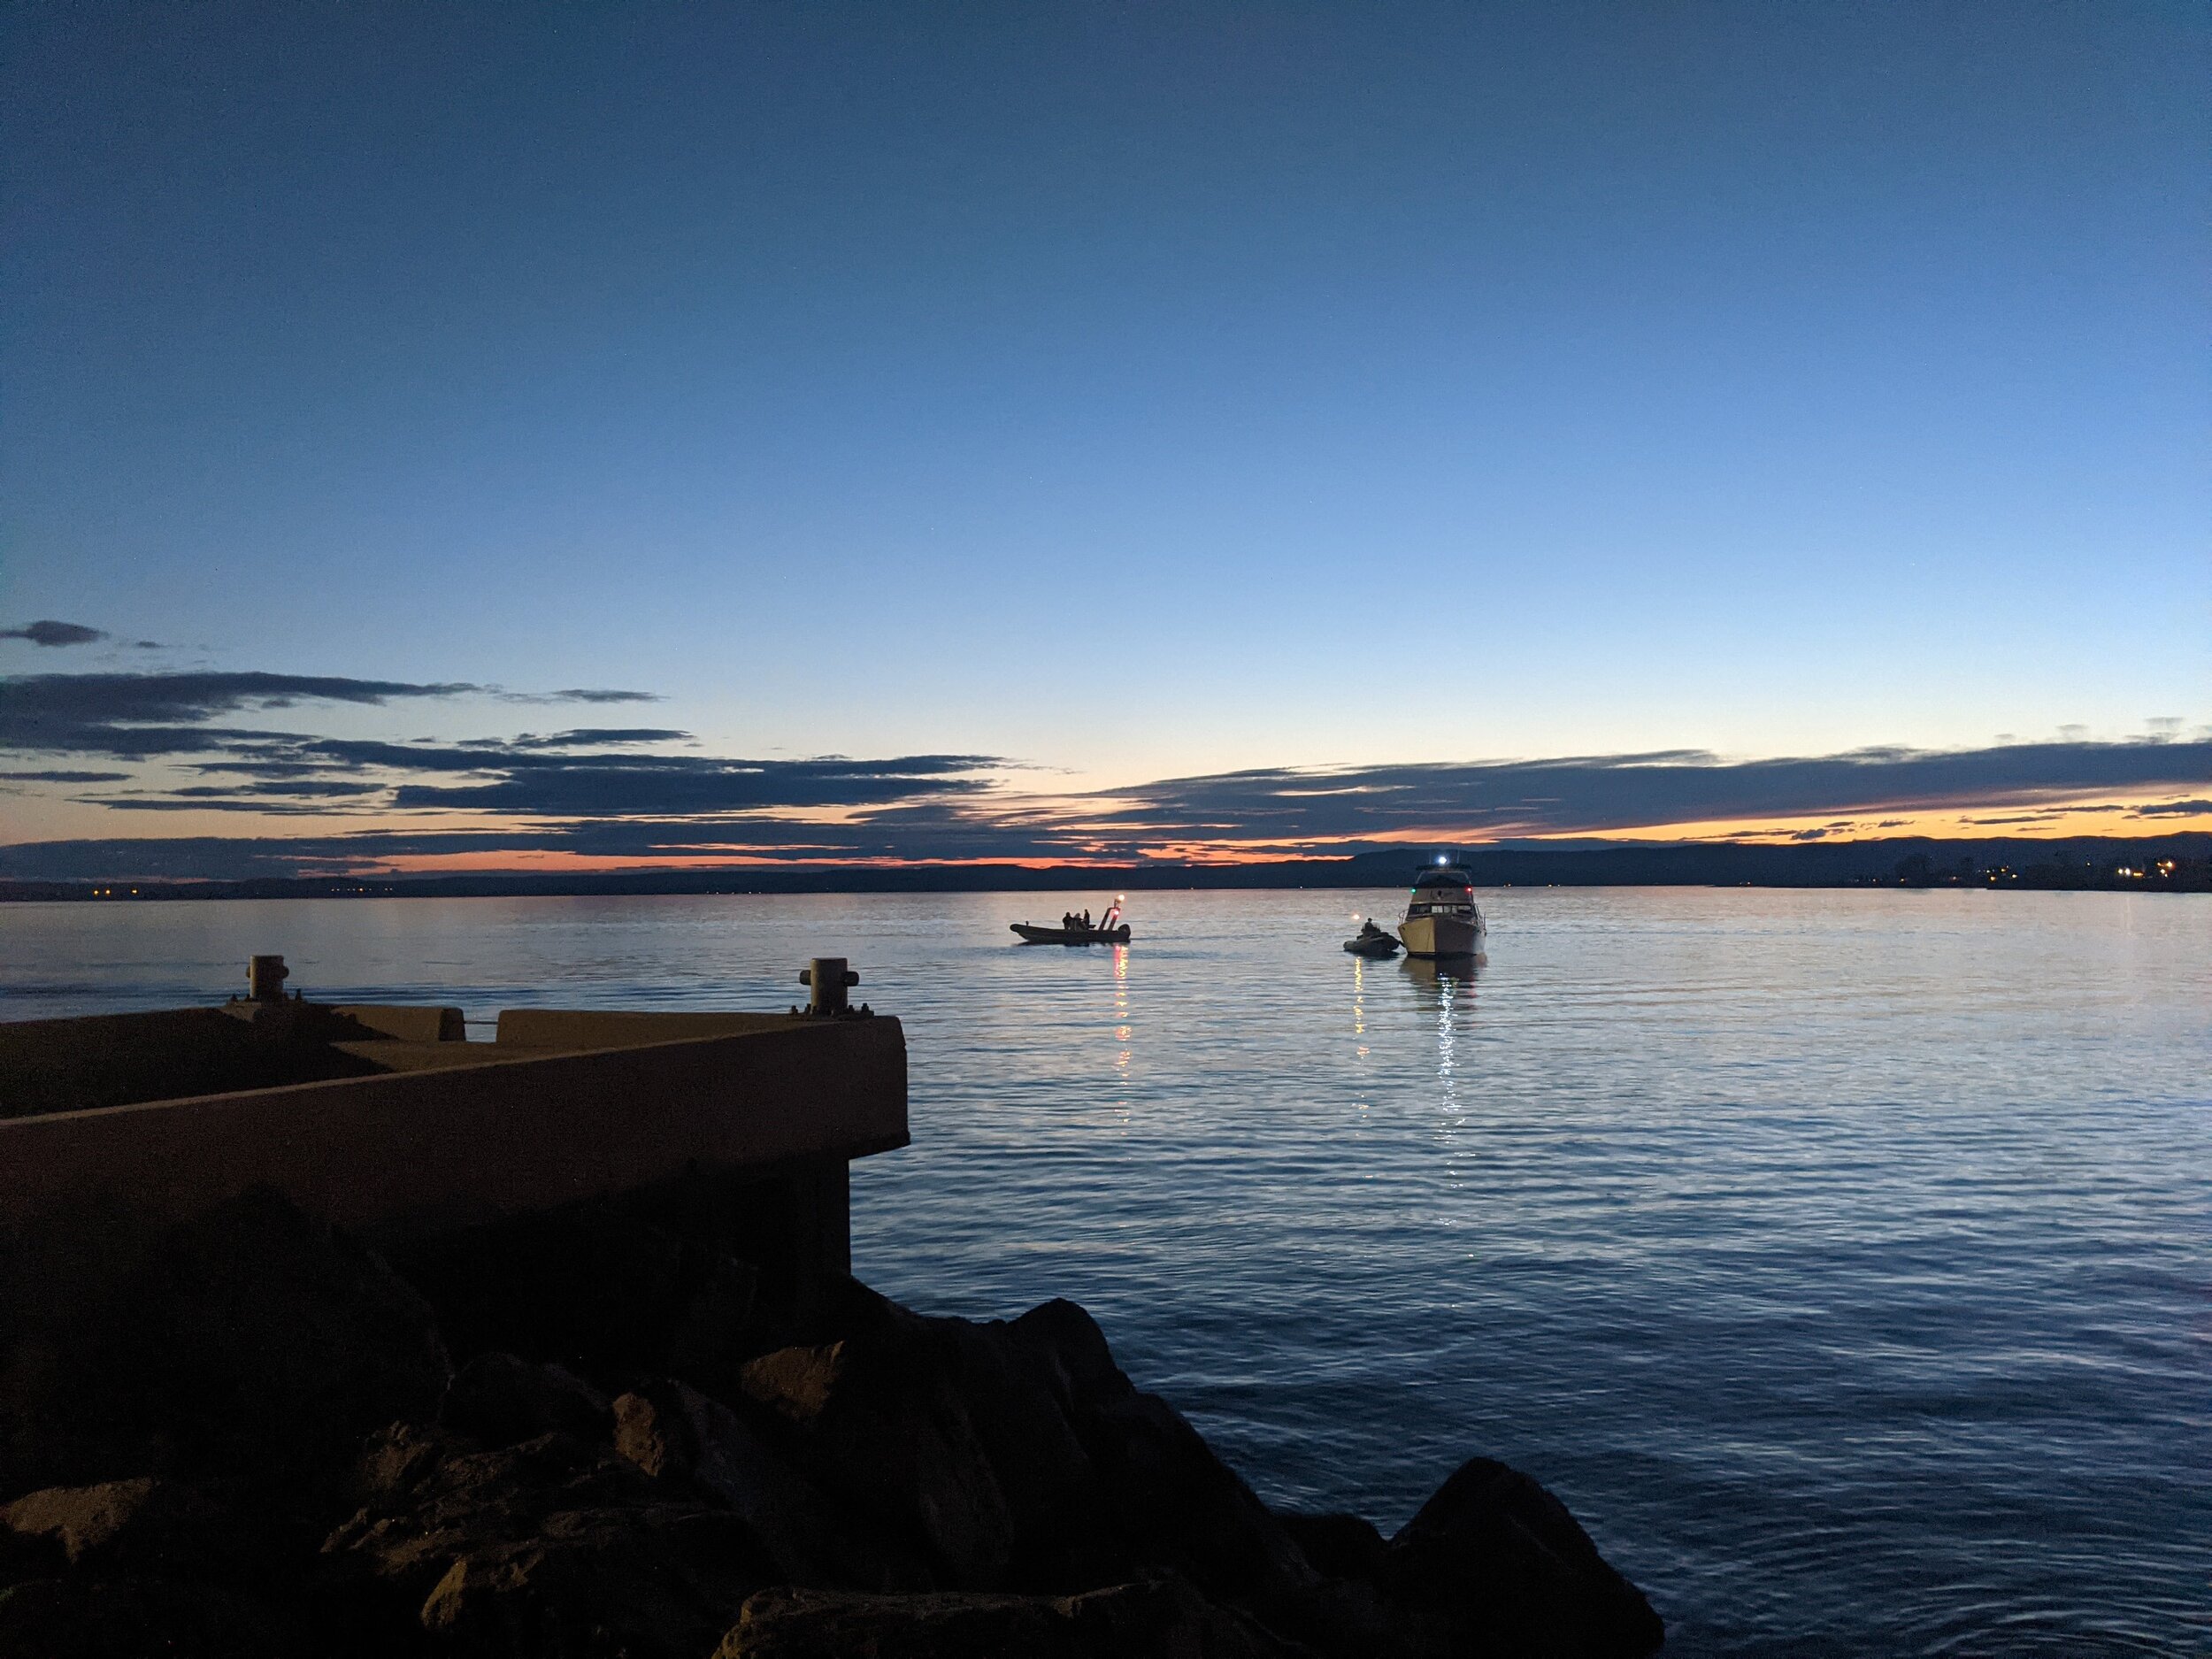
0, 671, 661, 758
4, 657, 2205, 877
489, 728, 694, 750
1094, 741, 2212, 841
0, 672, 480, 757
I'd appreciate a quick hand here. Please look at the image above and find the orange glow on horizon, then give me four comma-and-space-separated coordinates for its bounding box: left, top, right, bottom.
366, 849, 1133, 876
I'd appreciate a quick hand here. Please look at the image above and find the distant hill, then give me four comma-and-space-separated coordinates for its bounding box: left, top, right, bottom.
4, 833, 2205, 901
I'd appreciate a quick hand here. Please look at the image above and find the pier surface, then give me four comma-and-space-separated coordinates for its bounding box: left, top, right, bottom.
0, 1001, 907, 1256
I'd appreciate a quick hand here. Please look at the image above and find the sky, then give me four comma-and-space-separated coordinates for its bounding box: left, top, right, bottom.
2, 4, 2205, 877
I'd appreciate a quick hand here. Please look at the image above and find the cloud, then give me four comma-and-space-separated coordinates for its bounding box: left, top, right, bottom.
490, 728, 693, 749
1087, 741, 2212, 842
0, 672, 479, 757
1, 620, 107, 647
166, 780, 388, 798
82, 798, 390, 815
0, 671, 661, 758
5, 659, 2206, 878
546, 688, 662, 705
2133, 798, 2212, 818
388, 754, 998, 816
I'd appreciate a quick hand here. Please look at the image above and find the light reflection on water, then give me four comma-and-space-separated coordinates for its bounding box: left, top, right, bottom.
4, 887, 2207, 1657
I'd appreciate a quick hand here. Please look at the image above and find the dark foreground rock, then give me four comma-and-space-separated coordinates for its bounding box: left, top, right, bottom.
719, 1578, 1301, 1658
1380, 1458, 1666, 1659
0, 1187, 1662, 1657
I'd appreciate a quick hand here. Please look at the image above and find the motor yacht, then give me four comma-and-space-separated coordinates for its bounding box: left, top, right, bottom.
1399, 863, 1486, 957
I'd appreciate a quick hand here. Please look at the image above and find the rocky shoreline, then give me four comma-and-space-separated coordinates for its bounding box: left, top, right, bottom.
1, 1184, 1663, 1657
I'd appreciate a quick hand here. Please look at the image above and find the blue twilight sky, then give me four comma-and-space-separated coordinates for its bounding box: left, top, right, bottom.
1, 4, 2206, 870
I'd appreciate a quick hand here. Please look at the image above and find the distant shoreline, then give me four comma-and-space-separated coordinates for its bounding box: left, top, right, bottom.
6, 833, 2206, 901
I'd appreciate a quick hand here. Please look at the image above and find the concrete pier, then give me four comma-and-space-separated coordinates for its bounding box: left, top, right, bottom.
0, 965, 908, 1299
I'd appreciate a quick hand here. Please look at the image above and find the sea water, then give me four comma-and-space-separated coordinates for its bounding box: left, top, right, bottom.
4, 887, 2206, 1655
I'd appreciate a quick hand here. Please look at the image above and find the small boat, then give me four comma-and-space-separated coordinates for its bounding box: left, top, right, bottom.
1010, 921, 1131, 946
1011, 899, 1130, 946
1399, 862, 1486, 958
1342, 919, 1401, 957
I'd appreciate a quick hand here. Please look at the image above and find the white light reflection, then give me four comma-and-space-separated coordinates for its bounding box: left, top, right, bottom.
1110, 944, 1131, 1114
1407, 955, 1479, 1149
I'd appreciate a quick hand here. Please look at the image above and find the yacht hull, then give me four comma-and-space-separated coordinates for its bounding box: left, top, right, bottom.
1399, 912, 1482, 958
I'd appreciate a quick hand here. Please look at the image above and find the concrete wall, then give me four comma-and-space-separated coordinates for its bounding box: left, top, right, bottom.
0, 1016, 907, 1244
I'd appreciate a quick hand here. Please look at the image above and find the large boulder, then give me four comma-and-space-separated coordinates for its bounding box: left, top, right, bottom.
1008, 1300, 1317, 1614
323, 1422, 775, 1656
728, 1291, 1317, 1618
717, 1577, 1306, 1659
925, 1313, 1118, 1584
417, 1505, 770, 1659
1, 1189, 447, 1502
736, 1329, 1018, 1586
0, 1202, 161, 1500
106, 1188, 451, 1488
612, 1376, 924, 1591
0, 1478, 224, 1575
442, 1353, 614, 1449
1277, 1512, 1387, 1583
1379, 1458, 1663, 1659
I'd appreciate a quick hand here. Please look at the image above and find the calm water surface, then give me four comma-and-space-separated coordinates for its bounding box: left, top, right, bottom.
4, 888, 2207, 1655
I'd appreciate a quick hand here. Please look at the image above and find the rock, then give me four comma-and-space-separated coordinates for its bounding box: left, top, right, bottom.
927, 1315, 1112, 1582
1077, 1386, 1315, 1608
731, 1294, 1320, 1632
1010, 1301, 1316, 1613
0, 1478, 222, 1574
419, 1506, 771, 1659
105, 1187, 450, 1486
442, 1353, 613, 1448
326, 1424, 669, 1598
3, 1190, 446, 1502
1008, 1299, 1125, 1401
1379, 1458, 1663, 1659
717, 1576, 1306, 1659
612, 1377, 919, 1591
737, 1325, 1017, 1586
0, 1202, 162, 1499
324, 1423, 775, 1655
1278, 1511, 1387, 1582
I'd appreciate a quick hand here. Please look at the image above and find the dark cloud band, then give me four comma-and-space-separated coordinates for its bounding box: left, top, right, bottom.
0, 620, 108, 648
3, 667, 2204, 878
0, 671, 661, 757
1091, 741, 2212, 841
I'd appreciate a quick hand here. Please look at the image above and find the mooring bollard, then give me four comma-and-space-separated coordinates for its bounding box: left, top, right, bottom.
798, 956, 860, 1016
248, 954, 290, 1002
